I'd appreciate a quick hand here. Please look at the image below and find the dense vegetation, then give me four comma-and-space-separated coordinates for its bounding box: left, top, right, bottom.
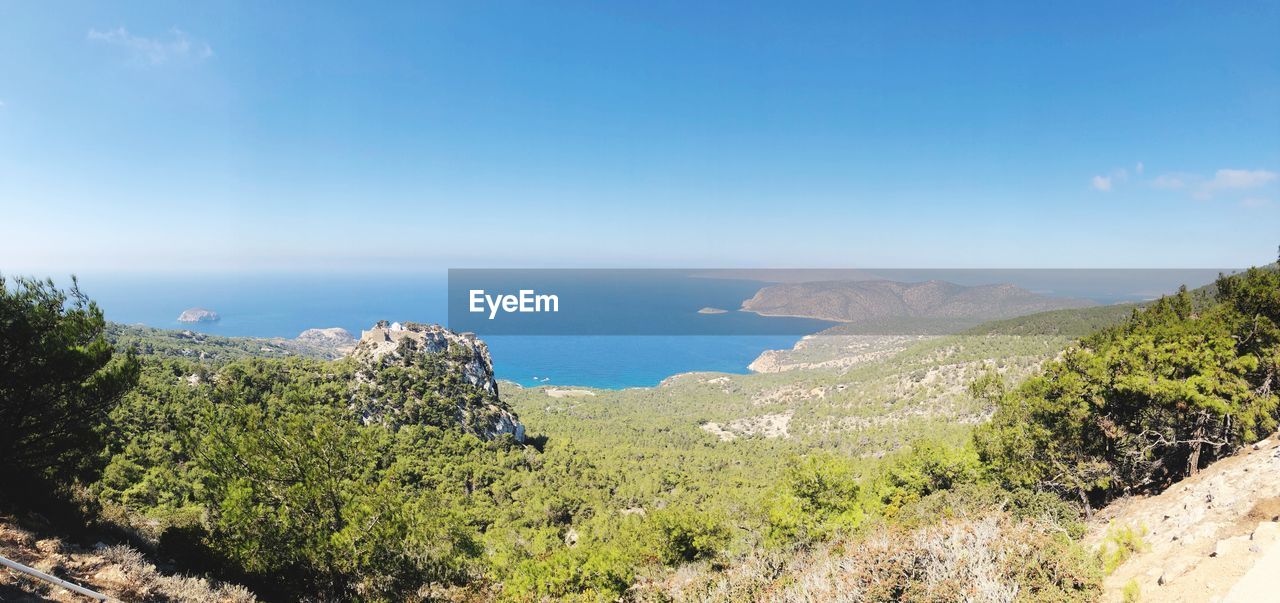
960, 303, 1139, 338
105, 322, 348, 361
977, 269, 1279, 512
1, 264, 1276, 601
0, 276, 138, 497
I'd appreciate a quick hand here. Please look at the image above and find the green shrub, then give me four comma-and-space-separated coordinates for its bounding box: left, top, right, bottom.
873, 440, 982, 517
1099, 523, 1148, 575
503, 544, 634, 602
1122, 578, 1141, 602
766, 453, 866, 544
647, 507, 729, 566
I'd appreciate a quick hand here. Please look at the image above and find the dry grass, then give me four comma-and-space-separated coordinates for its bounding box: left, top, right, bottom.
1, 517, 256, 602
629, 512, 1101, 603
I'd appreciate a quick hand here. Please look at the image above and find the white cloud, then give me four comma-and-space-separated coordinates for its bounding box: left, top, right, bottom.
87, 26, 212, 65
1135, 161, 1144, 175
1148, 167, 1277, 201
1090, 166, 1130, 191
1190, 168, 1277, 200
1240, 197, 1273, 208
1208, 169, 1277, 190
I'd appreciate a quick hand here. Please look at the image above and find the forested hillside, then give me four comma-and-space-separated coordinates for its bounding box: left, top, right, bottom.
961, 303, 1140, 338
0, 264, 1276, 601
105, 322, 355, 361
740, 279, 1094, 332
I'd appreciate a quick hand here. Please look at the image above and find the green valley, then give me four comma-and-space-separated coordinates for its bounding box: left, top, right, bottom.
1, 265, 1277, 602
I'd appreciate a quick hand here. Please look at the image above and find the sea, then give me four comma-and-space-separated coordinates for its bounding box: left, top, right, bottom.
66, 268, 1232, 389
71, 272, 825, 389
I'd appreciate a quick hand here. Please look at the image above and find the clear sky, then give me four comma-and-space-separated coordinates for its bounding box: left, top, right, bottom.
1, 1, 1277, 272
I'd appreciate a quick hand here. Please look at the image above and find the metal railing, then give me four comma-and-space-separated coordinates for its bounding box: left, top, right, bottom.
0, 553, 110, 601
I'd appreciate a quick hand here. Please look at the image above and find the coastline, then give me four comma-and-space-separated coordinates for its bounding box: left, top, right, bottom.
737, 307, 852, 322
504, 334, 815, 393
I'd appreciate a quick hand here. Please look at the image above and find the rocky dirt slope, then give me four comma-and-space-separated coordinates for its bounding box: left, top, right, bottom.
747, 335, 925, 373
1087, 433, 1280, 602
1, 516, 255, 602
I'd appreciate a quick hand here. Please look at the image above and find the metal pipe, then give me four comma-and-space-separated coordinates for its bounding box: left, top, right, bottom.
0, 554, 110, 601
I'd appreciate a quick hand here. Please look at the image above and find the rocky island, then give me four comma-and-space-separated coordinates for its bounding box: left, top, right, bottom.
177, 307, 220, 323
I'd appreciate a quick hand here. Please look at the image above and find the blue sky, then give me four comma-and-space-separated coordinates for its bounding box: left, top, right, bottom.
1, 1, 1277, 272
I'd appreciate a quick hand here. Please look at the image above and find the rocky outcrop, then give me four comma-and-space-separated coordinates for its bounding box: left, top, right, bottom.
176, 307, 219, 323
349, 321, 524, 442
700, 411, 792, 441
354, 322, 499, 394
297, 327, 355, 347
289, 327, 357, 357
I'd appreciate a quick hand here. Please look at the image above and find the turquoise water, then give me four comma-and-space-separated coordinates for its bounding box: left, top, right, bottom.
484, 334, 806, 389
73, 273, 818, 389
67, 269, 1227, 389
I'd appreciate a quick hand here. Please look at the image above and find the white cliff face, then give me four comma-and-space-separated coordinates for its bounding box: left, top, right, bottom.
488, 413, 527, 442
350, 321, 524, 442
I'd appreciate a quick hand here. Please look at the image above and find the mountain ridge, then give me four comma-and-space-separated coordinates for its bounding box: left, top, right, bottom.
741, 279, 1095, 332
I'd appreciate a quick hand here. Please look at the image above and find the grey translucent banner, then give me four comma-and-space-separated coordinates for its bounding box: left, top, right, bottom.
446, 268, 1233, 336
